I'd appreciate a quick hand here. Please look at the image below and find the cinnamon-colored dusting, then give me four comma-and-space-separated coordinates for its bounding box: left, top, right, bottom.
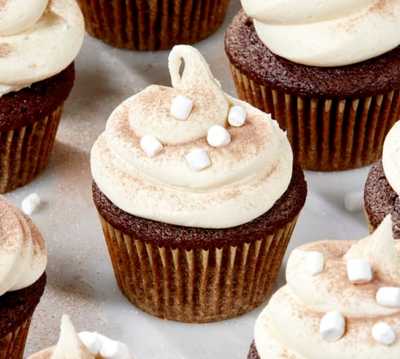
0, 43, 11, 58
0, 0, 6, 10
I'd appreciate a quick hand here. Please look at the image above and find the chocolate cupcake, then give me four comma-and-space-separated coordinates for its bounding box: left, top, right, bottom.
248, 215, 400, 358
225, 2, 400, 171
0, 0, 84, 193
365, 121, 400, 238
0, 196, 47, 358
28, 315, 132, 359
77, 0, 230, 51
91, 45, 307, 323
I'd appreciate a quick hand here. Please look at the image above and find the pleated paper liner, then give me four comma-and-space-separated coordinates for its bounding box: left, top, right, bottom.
0, 318, 32, 359
230, 64, 400, 171
99, 214, 298, 323
0, 106, 62, 193
77, 0, 230, 51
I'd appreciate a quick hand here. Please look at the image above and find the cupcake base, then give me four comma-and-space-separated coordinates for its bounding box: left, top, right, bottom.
93, 166, 307, 323
0, 64, 75, 193
77, 0, 231, 51
364, 161, 400, 238
0, 319, 32, 359
225, 11, 400, 171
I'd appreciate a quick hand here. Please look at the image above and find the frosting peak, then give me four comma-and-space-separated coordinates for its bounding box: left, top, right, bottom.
91, 45, 293, 229
241, 0, 400, 66
383, 121, 400, 196
0, 196, 47, 295
255, 215, 400, 359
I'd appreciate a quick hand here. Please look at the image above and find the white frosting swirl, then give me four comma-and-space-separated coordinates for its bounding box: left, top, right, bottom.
0, 196, 47, 295
0, 0, 84, 95
255, 215, 400, 359
383, 121, 400, 195
28, 315, 132, 359
241, 0, 400, 67
91, 45, 293, 229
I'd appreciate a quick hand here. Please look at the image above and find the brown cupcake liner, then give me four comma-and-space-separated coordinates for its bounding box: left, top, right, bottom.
98, 214, 298, 323
77, 0, 230, 51
230, 64, 400, 171
0, 106, 63, 193
0, 318, 31, 359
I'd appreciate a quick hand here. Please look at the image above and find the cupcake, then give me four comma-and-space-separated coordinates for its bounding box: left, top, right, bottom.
225, 1, 400, 171
365, 121, 400, 238
0, 196, 47, 358
91, 45, 307, 323
0, 0, 84, 193
249, 215, 400, 358
76, 0, 231, 51
28, 315, 132, 358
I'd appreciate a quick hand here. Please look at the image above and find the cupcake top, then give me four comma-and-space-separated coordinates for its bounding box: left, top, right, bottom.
0, 0, 84, 95
241, 0, 400, 67
383, 121, 400, 196
29, 315, 132, 359
91, 45, 293, 229
255, 215, 400, 359
0, 195, 47, 295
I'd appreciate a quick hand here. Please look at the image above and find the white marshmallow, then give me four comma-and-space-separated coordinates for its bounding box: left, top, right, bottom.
140, 135, 163, 158
21, 193, 41, 215
304, 251, 325, 276
320, 311, 346, 342
344, 191, 364, 212
170, 95, 193, 121
228, 105, 247, 127
207, 125, 231, 148
376, 287, 400, 308
185, 149, 211, 171
346, 259, 373, 284
372, 322, 397, 346
79, 332, 102, 354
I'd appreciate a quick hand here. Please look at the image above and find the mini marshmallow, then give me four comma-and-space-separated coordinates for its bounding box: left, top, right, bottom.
170, 95, 193, 121
207, 125, 231, 148
228, 105, 247, 127
344, 191, 364, 212
346, 259, 373, 284
304, 251, 325, 276
140, 135, 163, 157
320, 311, 346, 342
376, 287, 400, 308
185, 149, 211, 171
79, 332, 102, 354
21, 193, 41, 215
372, 322, 397, 346
100, 337, 131, 359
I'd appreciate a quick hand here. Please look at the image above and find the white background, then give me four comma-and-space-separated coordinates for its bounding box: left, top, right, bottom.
5, 1, 371, 357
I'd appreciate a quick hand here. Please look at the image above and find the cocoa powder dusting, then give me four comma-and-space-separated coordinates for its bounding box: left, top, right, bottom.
0, 43, 11, 58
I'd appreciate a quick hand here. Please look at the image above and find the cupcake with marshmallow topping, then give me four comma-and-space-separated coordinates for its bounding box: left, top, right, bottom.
0, 0, 84, 193
365, 121, 400, 238
28, 315, 132, 359
249, 215, 400, 359
0, 196, 47, 359
90, 45, 307, 323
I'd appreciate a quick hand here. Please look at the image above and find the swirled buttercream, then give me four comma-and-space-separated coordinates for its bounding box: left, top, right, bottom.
28, 315, 132, 359
0, 195, 47, 296
91, 45, 293, 229
241, 0, 400, 67
0, 0, 84, 95
255, 215, 400, 359
383, 121, 400, 196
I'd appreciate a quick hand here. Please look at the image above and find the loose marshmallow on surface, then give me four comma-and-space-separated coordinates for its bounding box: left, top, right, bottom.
207, 125, 231, 148
344, 191, 364, 212
185, 149, 211, 171
320, 311, 346, 342
79, 332, 131, 359
346, 259, 373, 284
170, 95, 193, 121
21, 193, 41, 215
140, 135, 163, 158
228, 105, 247, 127
304, 251, 325, 276
372, 322, 397, 346
376, 287, 400, 308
